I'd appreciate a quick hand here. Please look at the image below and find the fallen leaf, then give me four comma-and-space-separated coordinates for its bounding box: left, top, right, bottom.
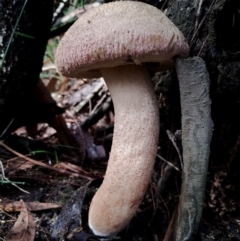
5, 200, 36, 241
46, 77, 58, 93
0, 200, 63, 212
7, 158, 35, 171
55, 162, 91, 175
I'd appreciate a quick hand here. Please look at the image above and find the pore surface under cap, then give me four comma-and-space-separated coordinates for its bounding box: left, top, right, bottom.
55, 1, 189, 78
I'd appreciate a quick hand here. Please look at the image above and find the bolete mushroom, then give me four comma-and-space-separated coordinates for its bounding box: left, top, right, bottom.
55, 1, 189, 237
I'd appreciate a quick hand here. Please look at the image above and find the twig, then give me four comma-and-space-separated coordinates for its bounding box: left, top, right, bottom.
166, 130, 183, 170
0, 118, 14, 138
74, 78, 105, 113
0, 160, 29, 194
194, 0, 204, 35
52, 0, 69, 23
197, 34, 209, 57
0, 141, 93, 180
190, 0, 217, 45
82, 96, 112, 129
163, 206, 178, 241
90, 93, 107, 115
156, 154, 181, 173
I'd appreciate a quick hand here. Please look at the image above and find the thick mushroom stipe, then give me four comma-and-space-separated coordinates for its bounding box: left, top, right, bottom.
88, 65, 159, 236
55, 1, 189, 237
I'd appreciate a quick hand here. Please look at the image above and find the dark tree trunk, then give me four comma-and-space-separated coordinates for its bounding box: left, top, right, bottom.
0, 0, 85, 162
0, 0, 54, 135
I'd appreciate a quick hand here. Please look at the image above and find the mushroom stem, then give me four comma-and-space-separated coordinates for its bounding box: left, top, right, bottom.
88, 65, 159, 237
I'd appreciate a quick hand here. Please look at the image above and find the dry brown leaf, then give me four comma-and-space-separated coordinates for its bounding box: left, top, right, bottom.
55, 162, 90, 174
5, 200, 36, 241
58, 77, 70, 93
42, 125, 56, 138
7, 158, 35, 171
46, 77, 58, 93
0, 200, 63, 212
13, 126, 27, 136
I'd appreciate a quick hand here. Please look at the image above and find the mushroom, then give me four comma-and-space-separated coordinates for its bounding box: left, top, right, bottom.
55, 1, 189, 237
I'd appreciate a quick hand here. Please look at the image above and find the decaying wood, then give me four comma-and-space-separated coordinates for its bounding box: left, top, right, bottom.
173, 57, 213, 240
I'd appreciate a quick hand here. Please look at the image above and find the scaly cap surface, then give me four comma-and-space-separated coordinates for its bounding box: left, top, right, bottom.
55, 1, 189, 78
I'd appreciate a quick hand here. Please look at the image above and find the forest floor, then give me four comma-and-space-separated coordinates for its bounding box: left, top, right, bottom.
1, 67, 240, 241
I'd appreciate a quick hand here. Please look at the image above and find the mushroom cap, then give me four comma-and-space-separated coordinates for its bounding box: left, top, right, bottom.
55, 1, 189, 78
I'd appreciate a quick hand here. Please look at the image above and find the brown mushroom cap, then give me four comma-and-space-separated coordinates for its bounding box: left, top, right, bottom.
55, 1, 189, 78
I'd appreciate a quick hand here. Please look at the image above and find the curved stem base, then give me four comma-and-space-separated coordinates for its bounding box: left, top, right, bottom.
89, 65, 159, 236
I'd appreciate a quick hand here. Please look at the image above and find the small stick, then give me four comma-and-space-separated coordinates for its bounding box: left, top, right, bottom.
0, 142, 93, 180
0, 160, 29, 194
